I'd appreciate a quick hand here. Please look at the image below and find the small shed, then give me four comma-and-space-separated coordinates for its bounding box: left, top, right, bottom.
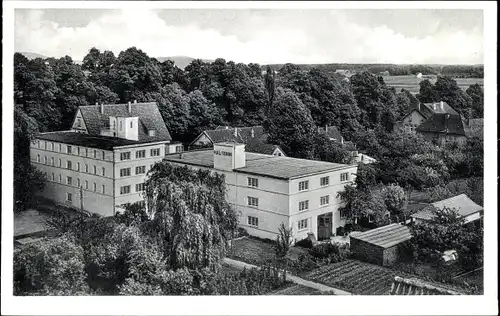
349, 223, 412, 267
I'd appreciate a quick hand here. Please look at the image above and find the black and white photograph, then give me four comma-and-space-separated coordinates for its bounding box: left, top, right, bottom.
1, 1, 497, 315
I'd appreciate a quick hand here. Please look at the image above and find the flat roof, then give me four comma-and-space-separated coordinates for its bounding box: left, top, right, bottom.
351, 223, 412, 249
36, 131, 168, 150
164, 148, 353, 180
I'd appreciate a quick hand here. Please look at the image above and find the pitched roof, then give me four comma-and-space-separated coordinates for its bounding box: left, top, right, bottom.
36, 131, 166, 150
422, 101, 459, 115
78, 102, 171, 142
415, 113, 466, 135
244, 137, 284, 155
411, 194, 483, 221
318, 125, 344, 142
350, 223, 412, 249
390, 276, 462, 295
163, 148, 353, 180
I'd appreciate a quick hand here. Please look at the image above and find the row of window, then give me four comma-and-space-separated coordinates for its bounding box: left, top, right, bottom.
36, 155, 107, 176
247, 194, 331, 211
246, 173, 349, 191
119, 166, 146, 177
246, 213, 347, 231
36, 141, 108, 160
48, 173, 106, 194
120, 148, 160, 161
120, 183, 145, 195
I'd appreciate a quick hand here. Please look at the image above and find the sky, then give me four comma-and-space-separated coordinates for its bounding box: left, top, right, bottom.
14, 8, 484, 65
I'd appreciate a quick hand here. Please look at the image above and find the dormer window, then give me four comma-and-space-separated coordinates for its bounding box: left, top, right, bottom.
148, 130, 156, 137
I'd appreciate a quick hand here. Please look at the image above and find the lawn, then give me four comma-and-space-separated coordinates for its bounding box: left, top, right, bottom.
228, 236, 308, 266
382, 75, 483, 94
302, 259, 471, 295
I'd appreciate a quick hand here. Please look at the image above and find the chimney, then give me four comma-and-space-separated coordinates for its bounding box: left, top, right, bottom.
128, 101, 132, 113
433, 103, 437, 111
225, 126, 229, 130
234, 128, 238, 137
134, 99, 137, 104
100, 103, 104, 114
251, 128, 255, 138
440, 101, 444, 111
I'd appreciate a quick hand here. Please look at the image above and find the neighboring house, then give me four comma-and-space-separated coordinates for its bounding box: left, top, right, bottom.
334, 69, 355, 78
30, 101, 182, 217
393, 101, 458, 134
410, 194, 483, 225
390, 276, 463, 295
350, 223, 412, 267
318, 125, 376, 164
163, 142, 358, 241
189, 125, 286, 156
415, 113, 467, 146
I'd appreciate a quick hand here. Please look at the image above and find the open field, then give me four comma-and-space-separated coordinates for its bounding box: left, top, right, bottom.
382, 75, 483, 94
301, 259, 471, 295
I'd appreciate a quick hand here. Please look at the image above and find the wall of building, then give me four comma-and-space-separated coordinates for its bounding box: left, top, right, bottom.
191, 133, 212, 147
350, 238, 385, 266
395, 111, 427, 134
113, 143, 168, 210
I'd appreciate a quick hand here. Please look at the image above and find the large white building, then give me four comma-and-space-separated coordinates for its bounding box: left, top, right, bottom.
164, 142, 358, 241
30, 102, 182, 216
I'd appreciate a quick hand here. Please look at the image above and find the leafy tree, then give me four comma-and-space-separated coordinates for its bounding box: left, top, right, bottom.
381, 184, 408, 218
154, 83, 191, 141
14, 235, 89, 295
264, 88, 317, 159
264, 65, 276, 109
434, 76, 473, 118
354, 162, 378, 190
14, 105, 45, 211
337, 184, 389, 227
416, 79, 438, 103
312, 133, 354, 164
466, 84, 484, 118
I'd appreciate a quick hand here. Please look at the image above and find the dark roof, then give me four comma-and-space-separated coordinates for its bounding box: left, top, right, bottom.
202, 126, 265, 144
411, 194, 483, 221
390, 276, 462, 295
422, 101, 459, 115
416, 113, 466, 135
164, 148, 353, 180
318, 125, 344, 142
35, 131, 166, 150
350, 223, 412, 249
244, 137, 284, 155
78, 102, 171, 142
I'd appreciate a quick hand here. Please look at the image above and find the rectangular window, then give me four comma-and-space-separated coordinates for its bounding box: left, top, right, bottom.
85, 148, 88, 156
44, 142, 48, 150
59, 144, 62, 152
247, 177, 259, 188
51, 173, 55, 181
120, 152, 131, 161
175, 145, 183, 153
77, 178, 80, 188
44, 156, 48, 164
150, 148, 160, 157
247, 216, 259, 227
67, 160, 72, 170
298, 219, 308, 230
51, 143, 54, 151
136, 150, 146, 159
135, 166, 146, 174
102, 185, 105, 194
102, 151, 105, 160
85, 180, 88, 190
340, 172, 349, 182
51, 157, 54, 166
67, 193, 72, 202
59, 159, 62, 167
93, 165, 97, 175
120, 168, 131, 177
94, 150, 97, 158
299, 180, 309, 191
102, 167, 106, 176
340, 210, 348, 219
37, 155, 40, 163
120, 185, 131, 195
85, 164, 89, 173
247, 196, 259, 207
67, 176, 72, 185
299, 200, 309, 211
136, 183, 145, 192
320, 176, 330, 186
77, 162, 80, 171
77, 147, 80, 155
59, 174, 62, 183
67, 145, 72, 154
93, 183, 97, 192
320, 195, 330, 206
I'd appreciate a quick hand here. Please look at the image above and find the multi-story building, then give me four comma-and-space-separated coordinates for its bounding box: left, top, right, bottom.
30, 101, 182, 216
163, 142, 358, 242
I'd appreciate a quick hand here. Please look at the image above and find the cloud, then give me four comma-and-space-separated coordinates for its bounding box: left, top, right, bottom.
14, 9, 483, 64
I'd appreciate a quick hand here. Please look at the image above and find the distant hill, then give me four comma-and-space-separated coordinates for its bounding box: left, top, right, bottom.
156, 56, 214, 69
18, 52, 48, 60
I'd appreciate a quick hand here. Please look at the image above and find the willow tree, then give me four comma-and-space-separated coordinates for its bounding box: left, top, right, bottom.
143, 162, 238, 271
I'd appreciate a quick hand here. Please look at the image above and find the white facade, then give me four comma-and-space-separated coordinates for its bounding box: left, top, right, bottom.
165, 143, 358, 242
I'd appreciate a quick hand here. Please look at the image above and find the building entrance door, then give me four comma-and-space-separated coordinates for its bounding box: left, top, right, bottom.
317, 212, 333, 240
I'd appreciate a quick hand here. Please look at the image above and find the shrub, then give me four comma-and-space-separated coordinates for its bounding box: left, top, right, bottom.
309, 242, 350, 263
295, 237, 313, 249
